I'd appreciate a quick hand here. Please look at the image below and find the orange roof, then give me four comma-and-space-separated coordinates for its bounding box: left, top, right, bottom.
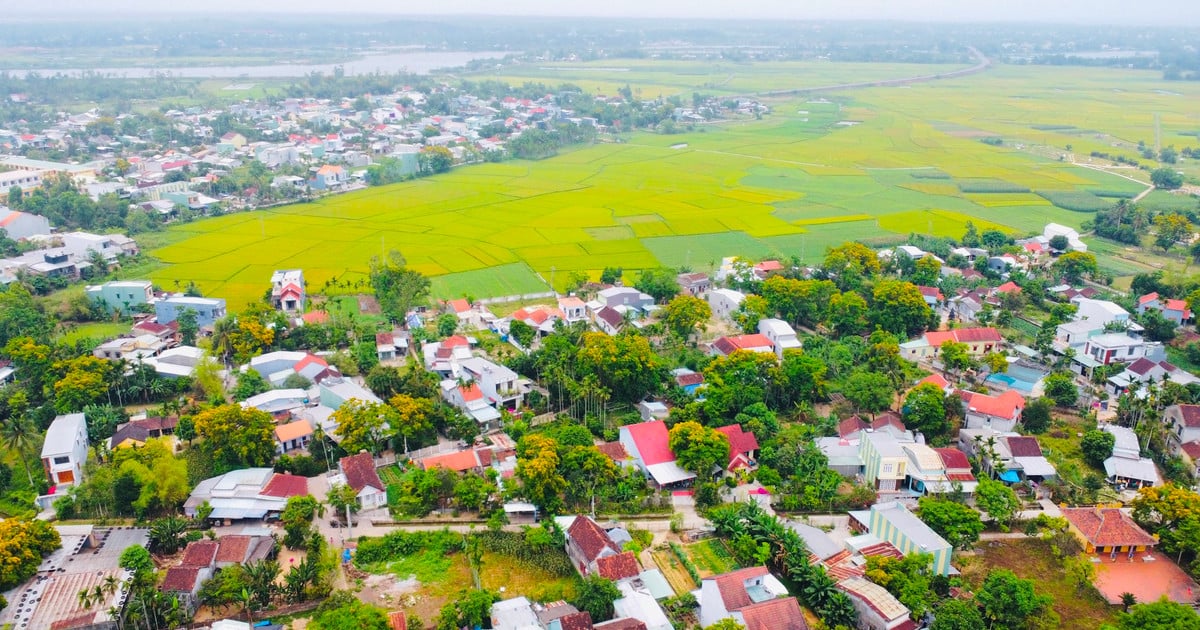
316, 164, 343, 175
920, 373, 950, 389
448, 298, 470, 313
558, 296, 586, 308
421, 448, 483, 472
1062, 507, 1158, 548
294, 354, 328, 372
302, 311, 330, 324
443, 335, 470, 348
966, 389, 1025, 419
924, 331, 956, 347
275, 419, 314, 442
996, 281, 1022, 294
0, 210, 25, 227
460, 383, 484, 402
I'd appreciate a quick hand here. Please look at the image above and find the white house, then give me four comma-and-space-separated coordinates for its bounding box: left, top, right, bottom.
41, 413, 89, 487
707, 288, 745, 321
336, 452, 387, 510
1043, 223, 1087, 252
0, 207, 52, 240
757, 318, 801, 359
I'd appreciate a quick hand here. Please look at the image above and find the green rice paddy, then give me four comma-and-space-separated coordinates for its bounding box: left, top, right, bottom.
146, 62, 1200, 309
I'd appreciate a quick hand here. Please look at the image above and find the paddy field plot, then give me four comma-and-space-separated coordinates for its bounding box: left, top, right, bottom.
147, 62, 1200, 309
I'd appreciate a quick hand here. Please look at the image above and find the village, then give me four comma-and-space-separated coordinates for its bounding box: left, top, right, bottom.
5, 200, 1200, 630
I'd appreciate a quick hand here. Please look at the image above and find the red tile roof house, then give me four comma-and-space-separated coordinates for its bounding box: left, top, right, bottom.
1164, 404, 1200, 464
337, 452, 387, 510
596, 551, 642, 581
619, 420, 696, 487
1137, 292, 1193, 326
698, 567, 803, 629
1061, 507, 1158, 556
709, 334, 775, 358
899, 327, 1002, 362
715, 425, 760, 472
565, 515, 622, 577
161, 540, 218, 613
959, 389, 1026, 433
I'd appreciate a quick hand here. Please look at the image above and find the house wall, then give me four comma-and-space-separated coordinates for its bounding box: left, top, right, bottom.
86, 282, 153, 314
156, 298, 226, 327
868, 510, 952, 576
964, 412, 1018, 433
860, 436, 907, 491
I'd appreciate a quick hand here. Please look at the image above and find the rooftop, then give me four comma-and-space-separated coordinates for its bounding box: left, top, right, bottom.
1061, 507, 1157, 548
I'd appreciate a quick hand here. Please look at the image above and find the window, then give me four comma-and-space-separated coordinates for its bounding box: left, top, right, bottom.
53, 456, 70, 465
883, 464, 893, 473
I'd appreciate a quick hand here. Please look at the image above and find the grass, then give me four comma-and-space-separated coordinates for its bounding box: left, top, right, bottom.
651, 549, 695, 595
686, 539, 740, 577
964, 538, 1118, 630
137, 63, 1200, 309
56, 321, 131, 345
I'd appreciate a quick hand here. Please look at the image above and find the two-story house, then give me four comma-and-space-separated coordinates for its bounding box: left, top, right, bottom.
1164, 404, 1200, 465
458, 357, 525, 410
41, 413, 89, 487
270, 269, 305, 312
757, 318, 801, 359
1137, 292, 1192, 326
859, 431, 910, 493
707, 289, 745, 321
155, 295, 227, 327
85, 280, 154, 315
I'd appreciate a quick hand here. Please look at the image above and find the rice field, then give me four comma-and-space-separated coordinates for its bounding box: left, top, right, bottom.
145, 61, 1200, 309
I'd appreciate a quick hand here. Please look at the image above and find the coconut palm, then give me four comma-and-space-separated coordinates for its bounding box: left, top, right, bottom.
78, 588, 94, 610
1, 417, 39, 485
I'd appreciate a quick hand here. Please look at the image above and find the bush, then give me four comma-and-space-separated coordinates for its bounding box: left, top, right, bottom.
1037, 190, 1111, 212
354, 530, 464, 565
669, 542, 701, 586
474, 530, 576, 577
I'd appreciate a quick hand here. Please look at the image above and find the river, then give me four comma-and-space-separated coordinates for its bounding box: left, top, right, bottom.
7, 49, 510, 79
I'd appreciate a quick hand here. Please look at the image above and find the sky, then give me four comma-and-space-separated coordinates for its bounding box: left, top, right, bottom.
23, 0, 1200, 26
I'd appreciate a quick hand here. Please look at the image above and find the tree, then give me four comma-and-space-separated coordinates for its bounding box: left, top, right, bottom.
1151, 168, 1184, 190
369, 251, 431, 323
0, 518, 62, 591
1054, 251, 1099, 284
119, 545, 154, 576
984, 352, 1009, 374
281, 495, 322, 549
902, 383, 950, 441
917, 496, 983, 549
634, 267, 681, 303
939, 341, 974, 373
911, 255, 942, 286
52, 355, 113, 412
309, 592, 391, 630
975, 477, 1021, 530
871, 280, 932, 337
388, 393, 435, 452
1048, 234, 1070, 252
1022, 397, 1054, 434
193, 405, 277, 468
233, 369, 270, 401
600, 266, 623, 285
419, 145, 454, 174
704, 620, 746, 630
1112, 597, 1200, 629
664, 294, 712, 339
0, 284, 52, 347
332, 399, 398, 456
930, 599, 985, 630
1120, 593, 1138, 613
668, 421, 731, 477
516, 434, 567, 513
981, 229, 1010, 251
827, 290, 868, 336
1153, 212, 1192, 251
437, 589, 498, 630
177, 308, 199, 346
1043, 372, 1079, 408
576, 332, 666, 404
976, 569, 1053, 629
436, 313, 458, 338
572, 574, 622, 622
1081, 429, 1116, 468
1138, 308, 1178, 343
147, 515, 188, 554
843, 371, 894, 417
509, 320, 536, 348
779, 350, 828, 407
1, 417, 40, 486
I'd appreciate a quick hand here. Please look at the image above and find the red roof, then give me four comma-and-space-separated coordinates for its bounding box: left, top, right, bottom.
712, 566, 772, 611
1175, 405, 1200, 428
714, 334, 774, 355
597, 442, 629, 462
594, 619, 647, 630
675, 372, 705, 387
261, 472, 309, 497
934, 447, 971, 471
421, 448, 483, 473
1138, 292, 1160, 305
134, 321, 172, 335
179, 540, 218, 567
215, 535, 252, 564
965, 389, 1025, 419
567, 515, 619, 563
741, 597, 808, 630
919, 373, 950, 389
996, 281, 1022, 294
161, 566, 202, 592
754, 260, 783, 272
1166, 299, 1190, 316
558, 612, 593, 630
924, 330, 956, 347
623, 420, 674, 466
376, 332, 394, 345
1005, 436, 1043, 457
293, 354, 328, 373
460, 383, 484, 402
715, 425, 760, 463
1181, 441, 1200, 459
918, 285, 944, 300
596, 551, 641, 581
952, 327, 1003, 343
1061, 507, 1158, 548
442, 334, 470, 348
448, 298, 470, 313
340, 452, 384, 493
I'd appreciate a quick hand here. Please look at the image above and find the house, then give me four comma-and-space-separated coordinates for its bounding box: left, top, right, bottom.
85, 280, 154, 315
901, 442, 960, 497
376, 330, 410, 362
1165, 404, 1200, 463
1107, 357, 1199, 396
710, 334, 774, 357
442, 381, 502, 432
422, 335, 474, 375
242, 388, 311, 416
1042, 223, 1088, 252
142, 345, 207, 379
619, 420, 695, 487
757, 318, 801, 359
220, 132, 247, 148
707, 289, 745, 321
597, 286, 655, 311
859, 431, 911, 493
672, 368, 705, 395
837, 576, 913, 630
637, 401, 670, 421
93, 334, 172, 361
613, 580, 673, 630
160, 564, 211, 615
1137, 292, 1192, 325
935, 447, 977, 490
184, 468, 308, 521
1081, 333, 1151, 366
715, 425, 759, 472
564, 515, 621, 576
816, 436, 865, 477
899, 327, 1001, 361
558, 296, 588, 323
336, 452, 387, 510
0, 207, 52, 240
677, 272, 711, 296
109, 416, 179, 450
491, 597, 540, 630
960, 389, 1026, 432
958, 429, 1057, 483
270, 269, 305, 312
752, 260, 784, 280
319, 376, 383, 411
597, 551, 642, 582
310, 164, 346, 190
864, 501, 953, 575
458, 356, 525, 410
214, 534, 274, 568
697, 567, 794, 629
838, 412, 907, 439
419, 447, 493, 474
917, 285, 943, 306
41, 413, 89, 487
1100, 424, 1160, 489
275, 419, 314, 454
594, 306, 626, 335
1061, 507, 1157, 557
155, 295, 227, 327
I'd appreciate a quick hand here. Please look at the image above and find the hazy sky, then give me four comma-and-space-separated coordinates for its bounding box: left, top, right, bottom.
24, 0, 1200, 26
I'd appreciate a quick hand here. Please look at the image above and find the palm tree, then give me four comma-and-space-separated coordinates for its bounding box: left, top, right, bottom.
1120, 592, 1137, 612
1, 417, 39, 486
102, 574, 120, 597
78, 588, 94, 610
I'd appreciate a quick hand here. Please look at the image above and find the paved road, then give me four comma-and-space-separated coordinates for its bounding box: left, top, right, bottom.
746, 46, 992, 98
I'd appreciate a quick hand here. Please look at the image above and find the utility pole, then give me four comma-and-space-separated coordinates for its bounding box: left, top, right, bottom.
1155, 112, 1162, 155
